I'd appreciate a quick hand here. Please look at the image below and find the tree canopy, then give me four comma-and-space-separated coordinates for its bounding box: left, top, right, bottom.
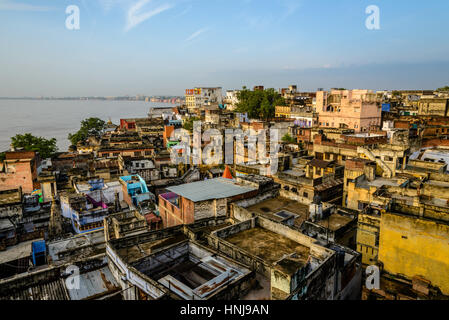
281, 133, 296, 144
183, 117, 200, 132
10, 133, 58, 159
68, 117, 106, 146
437, 86, 449, 91
235, 87, 286, 120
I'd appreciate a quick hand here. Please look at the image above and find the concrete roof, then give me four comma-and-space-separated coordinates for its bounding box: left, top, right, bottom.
0, 240, 38, 264
166, 178, 257, 202
0, 218, 14, 231
48, 230, 105, 262
0, 189, 21, 206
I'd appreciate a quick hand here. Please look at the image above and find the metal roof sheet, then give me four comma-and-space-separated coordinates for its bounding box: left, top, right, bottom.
0, 279, 69, 300
66, 266, 120, 300
166, 178, 257, 202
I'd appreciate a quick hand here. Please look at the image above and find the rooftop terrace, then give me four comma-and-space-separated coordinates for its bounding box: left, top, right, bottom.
225, 226, 310, 267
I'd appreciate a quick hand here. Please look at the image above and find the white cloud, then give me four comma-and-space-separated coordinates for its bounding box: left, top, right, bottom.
125, 0, 173, 32
185, 27, 208, 42
0, 0, 54, 11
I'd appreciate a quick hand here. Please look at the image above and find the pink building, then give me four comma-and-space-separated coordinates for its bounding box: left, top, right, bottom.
316, 89, 381, 132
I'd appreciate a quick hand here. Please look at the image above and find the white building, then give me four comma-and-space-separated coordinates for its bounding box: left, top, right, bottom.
224, 90, 240, 111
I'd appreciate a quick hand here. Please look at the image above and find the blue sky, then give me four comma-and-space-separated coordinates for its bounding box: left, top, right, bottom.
1, 0, 449, 96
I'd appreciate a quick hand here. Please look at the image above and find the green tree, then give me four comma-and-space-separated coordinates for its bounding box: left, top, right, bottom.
281, 133, 296, 144
183, 117, 200, 132
10, 133, 58, 159
437, 86, 449, 91
235, 87, 286, 120
68, 117, 106, 146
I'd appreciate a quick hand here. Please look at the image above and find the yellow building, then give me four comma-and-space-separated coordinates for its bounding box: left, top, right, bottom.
356, 207, 381, 265
275, 105, 291, 118
378, 203, 449, 295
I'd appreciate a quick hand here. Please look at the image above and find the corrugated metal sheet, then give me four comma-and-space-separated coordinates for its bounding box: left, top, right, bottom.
0, 279, 69, 300
166, 178, 257, 202
66, 266, 120, 300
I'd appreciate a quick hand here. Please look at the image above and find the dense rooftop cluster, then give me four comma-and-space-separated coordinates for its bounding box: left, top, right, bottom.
1, 86, 449, 300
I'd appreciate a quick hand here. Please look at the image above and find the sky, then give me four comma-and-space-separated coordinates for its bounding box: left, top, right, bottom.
0, 0, 449, 96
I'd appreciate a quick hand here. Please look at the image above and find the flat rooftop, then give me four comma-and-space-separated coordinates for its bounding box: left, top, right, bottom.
0, 240, 43, 265
358, 177, 408, 189
346, 133, 384, 138
48, 230, 105, 263
117, 233, 188, 264
316, 213, 353, 231
0, 189, 21, 206
166, 178, 257, 202
246, 197, 309, 226
224, 226, 310, 266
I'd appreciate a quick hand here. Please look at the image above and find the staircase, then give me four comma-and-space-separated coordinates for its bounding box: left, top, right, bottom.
358, 146, 393, 178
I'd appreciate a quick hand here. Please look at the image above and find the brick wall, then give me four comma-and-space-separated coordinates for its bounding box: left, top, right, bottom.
0, 161, 35, 193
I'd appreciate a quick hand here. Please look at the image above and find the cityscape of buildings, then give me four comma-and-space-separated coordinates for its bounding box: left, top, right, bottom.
1, 84, 449, 302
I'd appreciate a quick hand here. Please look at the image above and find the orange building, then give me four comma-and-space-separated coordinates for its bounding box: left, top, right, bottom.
0, 151, 40, 193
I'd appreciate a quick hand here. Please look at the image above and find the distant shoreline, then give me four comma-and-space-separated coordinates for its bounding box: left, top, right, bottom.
0, 97, 184, 103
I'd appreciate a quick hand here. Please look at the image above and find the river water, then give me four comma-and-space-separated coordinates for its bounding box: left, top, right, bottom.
0, 99, 175, 152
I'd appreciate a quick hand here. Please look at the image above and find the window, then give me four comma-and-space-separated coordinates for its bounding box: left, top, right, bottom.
134, 151, 141, 156
135, 163, 140, 168
145, 151, 152, 156
303, 192, 309, 198
358, 201, 367, 210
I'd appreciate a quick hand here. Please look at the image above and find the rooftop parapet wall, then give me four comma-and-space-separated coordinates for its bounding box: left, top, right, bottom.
211, 217, 334, 264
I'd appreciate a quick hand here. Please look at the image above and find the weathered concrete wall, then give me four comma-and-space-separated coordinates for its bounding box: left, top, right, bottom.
379, 212, 449, 295
288, 253, 337, 300
194, 198, 227, 221
280, 189, 312, 205
208, 217, 339, 300
357, 213, 381, 265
